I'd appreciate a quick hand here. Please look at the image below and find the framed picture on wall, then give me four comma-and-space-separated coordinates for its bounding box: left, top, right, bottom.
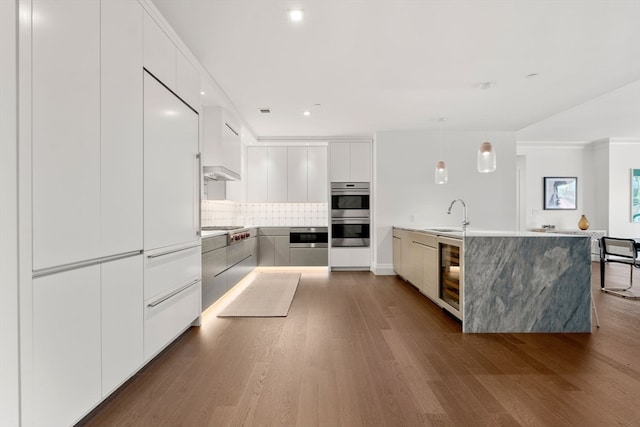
544, 177, 577, 210
631, 169, 640, 222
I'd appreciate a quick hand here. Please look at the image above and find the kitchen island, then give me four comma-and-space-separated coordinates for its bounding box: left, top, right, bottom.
393, 227, 592, 333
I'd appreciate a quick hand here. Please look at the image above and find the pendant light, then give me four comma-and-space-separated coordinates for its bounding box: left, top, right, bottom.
477, 141, 496, 173
477, 82, 496, 173
434, 117, 448, 184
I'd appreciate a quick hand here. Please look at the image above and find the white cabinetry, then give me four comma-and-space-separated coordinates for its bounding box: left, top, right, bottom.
307, 146, 328, 202
143, 245, 201, 360
330, 247, 370, 269
143, 11, 200, 110
248, 145, 328, 203
176, 51, 200, 111
202, 106, 241, 176
247, 146, 268, 202
143, 72, 199, 250
329, 141, 371, 182
101, 0, 143, 257
288, 147, 307, 202
288, 146, 327, 202
143, 12, 176, 91
33, 267, 102, 427
268, 146, 288, 202
32, 0, 101, 270
101, 255, 143, 396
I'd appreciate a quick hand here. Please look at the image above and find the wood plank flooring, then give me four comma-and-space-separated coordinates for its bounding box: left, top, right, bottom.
81, 264, 640, 426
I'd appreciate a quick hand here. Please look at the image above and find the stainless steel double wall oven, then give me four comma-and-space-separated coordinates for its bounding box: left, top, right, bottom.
331, 182, 370, 247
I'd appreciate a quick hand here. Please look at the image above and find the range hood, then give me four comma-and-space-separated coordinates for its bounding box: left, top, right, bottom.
203, 165, 240, 181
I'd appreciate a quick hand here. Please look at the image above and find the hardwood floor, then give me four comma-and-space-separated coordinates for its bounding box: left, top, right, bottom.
81, 264, 640, 426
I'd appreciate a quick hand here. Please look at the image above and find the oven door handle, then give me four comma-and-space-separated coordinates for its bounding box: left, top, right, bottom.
331, 218, 370, 224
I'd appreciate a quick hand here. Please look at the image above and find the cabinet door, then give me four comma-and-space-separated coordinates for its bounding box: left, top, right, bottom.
274, 236, 290, 266
101, 0, 143, 257
101, 255, 143, 396
287, 146, 307, 202
349, 142, 371, 182
222, 111, 242, 175
267, 146, 288, 202
33, 266, 101, 427
143, 12, 176, 89
176, 50, 200, 111
143, 72, 199, 250
393, 235, 402, 275
329, 142, 350, 182
421, 245, 438, 301
258, 236, 275, 266
408, 241, 423, 286
247, 146, 268, 202
32, 0, 101, 270
307, 146, 328, 202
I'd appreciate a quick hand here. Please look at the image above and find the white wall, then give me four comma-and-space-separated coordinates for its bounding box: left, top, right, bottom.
608, 138, 640, 237
1, 0, 20, 424
517, 142, 597, 230
373, 130, 517, 274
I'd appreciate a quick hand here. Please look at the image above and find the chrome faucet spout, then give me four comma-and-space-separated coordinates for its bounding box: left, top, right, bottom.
447, 199, 470, 231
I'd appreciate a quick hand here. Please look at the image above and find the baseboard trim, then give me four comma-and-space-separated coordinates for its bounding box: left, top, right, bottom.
372, 264, 396, 276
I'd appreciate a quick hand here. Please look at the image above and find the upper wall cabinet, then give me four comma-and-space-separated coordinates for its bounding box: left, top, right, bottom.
288, 146, 328, 202
248, 146, 328, 203
143, 12, 200, 111
202, 106, 241, 179
329, 141, 371, 182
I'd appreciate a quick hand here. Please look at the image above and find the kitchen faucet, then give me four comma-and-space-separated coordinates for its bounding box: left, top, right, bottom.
447, 199, 470, 231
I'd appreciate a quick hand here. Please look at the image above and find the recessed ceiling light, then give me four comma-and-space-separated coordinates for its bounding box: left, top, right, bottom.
526, 73, 539, 79
479, 82, 494, 90
200, 91, 205, 95
289, 9, 304, 22
259, 108, 271, 114
303, 111, 311, 116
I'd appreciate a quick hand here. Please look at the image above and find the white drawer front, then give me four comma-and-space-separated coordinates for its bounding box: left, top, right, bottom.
144, 280, 201, 361
144, 244, 200, 300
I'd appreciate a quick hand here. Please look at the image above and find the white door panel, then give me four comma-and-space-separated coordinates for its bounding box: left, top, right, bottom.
144, 72, 199, 250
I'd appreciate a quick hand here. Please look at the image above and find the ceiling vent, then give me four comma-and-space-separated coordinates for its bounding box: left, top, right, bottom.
259, 108, 271, 114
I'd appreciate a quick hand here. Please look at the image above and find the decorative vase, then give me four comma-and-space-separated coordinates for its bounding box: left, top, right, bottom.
578, 214, 590, 230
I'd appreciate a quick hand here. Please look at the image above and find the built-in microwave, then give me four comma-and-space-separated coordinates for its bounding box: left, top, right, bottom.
331, 182, 370, 218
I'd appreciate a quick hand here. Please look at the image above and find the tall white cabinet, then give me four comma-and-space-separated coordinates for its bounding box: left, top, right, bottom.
25, 1, 203, 425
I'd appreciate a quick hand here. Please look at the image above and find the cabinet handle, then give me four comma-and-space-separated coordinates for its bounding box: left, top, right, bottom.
32, 250, 143, 278
196, 152, 202, 237
147, 244, 201, 259
147, 279, 201, 308
225, 122, 239, 136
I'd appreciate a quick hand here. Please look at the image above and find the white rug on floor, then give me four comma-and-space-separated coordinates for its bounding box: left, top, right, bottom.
217, 272, 301, 317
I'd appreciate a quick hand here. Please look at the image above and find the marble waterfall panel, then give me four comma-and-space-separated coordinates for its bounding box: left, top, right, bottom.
463, 235, 592, 333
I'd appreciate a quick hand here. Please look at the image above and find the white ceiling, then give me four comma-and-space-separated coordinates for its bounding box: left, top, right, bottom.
152, 0, 640, 141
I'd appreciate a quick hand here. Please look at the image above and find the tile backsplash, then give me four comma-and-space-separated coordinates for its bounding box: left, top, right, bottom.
202, 200, 328, 227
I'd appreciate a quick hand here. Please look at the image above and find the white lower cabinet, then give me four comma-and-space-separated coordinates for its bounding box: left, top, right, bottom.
101, 255, 143, 396
144, 280, 201, 361
32, 256, 145, 426
143, 244, 201, 361
33, 266, 102, 427
330, 247, 371, 269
